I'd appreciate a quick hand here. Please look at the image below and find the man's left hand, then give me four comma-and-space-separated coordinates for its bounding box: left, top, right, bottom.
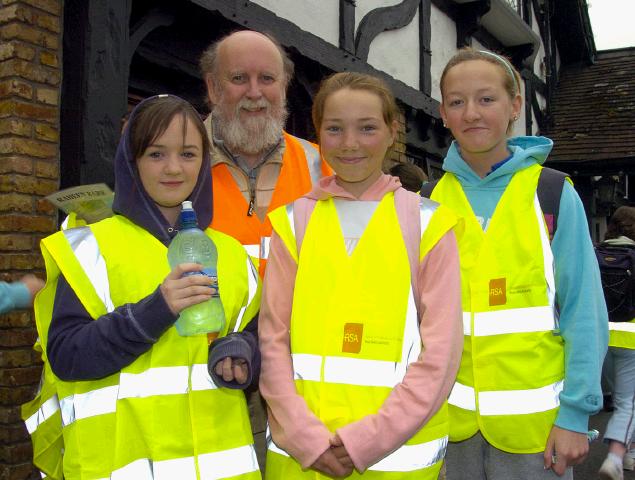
543, 425, 589, 476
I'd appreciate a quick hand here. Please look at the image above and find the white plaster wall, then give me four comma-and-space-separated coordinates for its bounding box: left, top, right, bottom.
364, 19, 420, 89
355, 0, 420, 90
430, 6, 458, 102
250, 0, 340, 47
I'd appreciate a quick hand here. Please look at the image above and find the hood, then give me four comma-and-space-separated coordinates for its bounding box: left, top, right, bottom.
111, 95, 213, 246
306, 173, 402, 201
443, 136, 554, 188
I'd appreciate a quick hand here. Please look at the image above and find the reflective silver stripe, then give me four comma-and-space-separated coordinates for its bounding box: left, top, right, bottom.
152, 457, 197, 480
61, 385, 118, 426
448, 382, 476, 411
25, 394, 60, 434
292, 353, 321, 382
243, 244, 259, 258
419, 197, 438, 234
234, 257, 259, 333
479, 380, 563, 415
191, 363, 219, 391
268, 437, 446, 472
368, 436, 447, 472
60, 364, 216, 426
119, 367, 189, 398
285, 203, 295, 237
199, 445, 259, 479
462, 312, 472, 335
63, 227, 115, 313
448, 380, 563, 415
324, 357, 402, 388
534, 194, 558, 326
295, 136, 322, 185
609, 322, 635, 333
60, 214, 71, 231
108, 458, 156, 480
267, 438, 289, 456
260, 236, 271, 260
104, 446, 257, 480
400, 287, 422, 374
472, 306, 556, 336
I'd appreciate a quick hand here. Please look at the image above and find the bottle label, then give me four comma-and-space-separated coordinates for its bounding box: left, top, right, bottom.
183, 269, 220, 298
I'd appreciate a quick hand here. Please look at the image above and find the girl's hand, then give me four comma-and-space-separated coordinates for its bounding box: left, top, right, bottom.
214, 357, 248, 384
20, 274, 45, 302
160, 263, 215, 315
311, 446, 353, 478
329, 433, 354, 469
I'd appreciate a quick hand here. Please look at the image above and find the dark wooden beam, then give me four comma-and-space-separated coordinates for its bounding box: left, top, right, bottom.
455, 0, 491, 48
419, 0, 432, 96
507, 42, 535, 68
522, 74, 533, 134
354, 0, 419, 61
129, 8, 175, 55
339, 0, 355, 54
79, 0, 133, 186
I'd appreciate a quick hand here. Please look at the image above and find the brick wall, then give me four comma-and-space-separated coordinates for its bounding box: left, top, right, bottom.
0, 0, 62, 478
385, 109, 408, 169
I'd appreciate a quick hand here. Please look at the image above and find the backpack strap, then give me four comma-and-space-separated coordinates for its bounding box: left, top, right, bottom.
536, 167, 568, 241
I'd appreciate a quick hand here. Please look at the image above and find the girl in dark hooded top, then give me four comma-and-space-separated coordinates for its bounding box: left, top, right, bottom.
27, 95, 262, 480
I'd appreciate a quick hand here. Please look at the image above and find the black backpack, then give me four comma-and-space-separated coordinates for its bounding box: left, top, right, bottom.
595, 243, 635, 322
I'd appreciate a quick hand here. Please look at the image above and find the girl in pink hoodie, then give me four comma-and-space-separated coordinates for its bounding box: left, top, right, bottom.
259, 72, 463, 479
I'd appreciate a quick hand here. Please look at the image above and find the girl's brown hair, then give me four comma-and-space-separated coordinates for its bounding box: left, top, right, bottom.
311, 72, 398, 141
129, 95, 210, 161
605, 206, 635, 241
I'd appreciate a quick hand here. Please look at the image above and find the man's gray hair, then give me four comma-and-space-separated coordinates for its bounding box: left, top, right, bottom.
200, 30, 295, 91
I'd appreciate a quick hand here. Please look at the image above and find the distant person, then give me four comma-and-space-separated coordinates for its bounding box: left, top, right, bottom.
260, 72, 463, 478
0, 274, 44, 314
425, 48, 608, 479
388, 162, 427, 193
598, 206, 635, 480
200, 30, 331, 276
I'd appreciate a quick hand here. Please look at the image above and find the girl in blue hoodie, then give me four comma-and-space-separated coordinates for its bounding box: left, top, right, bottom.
426, 48, 608, 479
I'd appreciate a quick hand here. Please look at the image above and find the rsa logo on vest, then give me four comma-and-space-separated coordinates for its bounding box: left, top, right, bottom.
489, 278, 507, 306
342, 323, 363, 354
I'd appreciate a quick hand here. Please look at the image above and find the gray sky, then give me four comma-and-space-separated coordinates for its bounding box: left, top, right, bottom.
588, 0, 635, 50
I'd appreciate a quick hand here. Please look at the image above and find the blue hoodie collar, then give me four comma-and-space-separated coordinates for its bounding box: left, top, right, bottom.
111, 95, 213, 246
443, 136, 554, 187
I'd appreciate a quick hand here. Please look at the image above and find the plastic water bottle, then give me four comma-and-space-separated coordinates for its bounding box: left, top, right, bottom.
167, 201, 225, 337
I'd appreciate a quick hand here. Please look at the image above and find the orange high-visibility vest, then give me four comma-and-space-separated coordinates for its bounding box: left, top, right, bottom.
211, 132, 330, 276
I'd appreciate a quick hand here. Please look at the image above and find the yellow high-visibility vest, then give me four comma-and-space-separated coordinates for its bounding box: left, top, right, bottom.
24, 214, 261, 479
266, 193, 457, 479
609, 318, 635, 349
431, 164, 565, 454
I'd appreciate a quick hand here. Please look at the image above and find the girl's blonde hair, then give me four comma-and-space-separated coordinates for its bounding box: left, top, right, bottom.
311, 72, 398, 141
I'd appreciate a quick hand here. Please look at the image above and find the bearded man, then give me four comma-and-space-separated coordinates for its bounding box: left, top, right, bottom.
200, 30, 331, 276
199, 30, 331, 471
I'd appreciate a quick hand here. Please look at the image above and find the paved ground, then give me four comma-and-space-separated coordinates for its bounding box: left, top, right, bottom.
574, 409, 634, 480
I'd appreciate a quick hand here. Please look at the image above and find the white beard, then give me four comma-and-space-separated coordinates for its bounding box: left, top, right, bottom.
213, 97, 288, 155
